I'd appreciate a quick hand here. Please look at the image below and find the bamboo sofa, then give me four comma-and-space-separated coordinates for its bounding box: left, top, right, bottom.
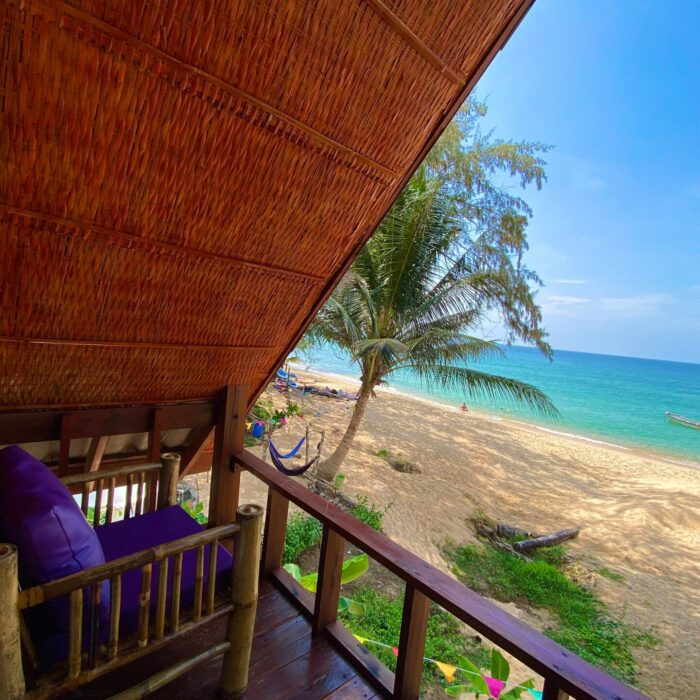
0, 442, 262, 700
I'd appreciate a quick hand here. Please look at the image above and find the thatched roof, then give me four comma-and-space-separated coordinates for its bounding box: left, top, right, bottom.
1, 0, 533, 410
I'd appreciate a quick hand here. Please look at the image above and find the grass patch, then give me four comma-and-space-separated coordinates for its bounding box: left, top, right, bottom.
597, 567, 625, 582
350, 496, 388, 532
374, 449, 391, 459
444, 542, 657, 685
340, 587, 489, 690
282, 513, 323, 565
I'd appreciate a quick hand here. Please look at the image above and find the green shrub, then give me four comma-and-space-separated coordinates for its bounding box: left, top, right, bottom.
181, 500, 207, 525
445, 543, 657, 685
374, 449, 391, 459
340, 587, 489, 690
282, 513, 323, 565
350, 496, 388, 532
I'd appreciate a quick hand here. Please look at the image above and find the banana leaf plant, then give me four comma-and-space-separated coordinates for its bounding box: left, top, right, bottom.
446, 649, 537, 699
283, 553, 368, 615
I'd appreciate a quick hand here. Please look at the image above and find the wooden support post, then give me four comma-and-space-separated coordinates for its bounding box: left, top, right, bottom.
179, 426, 214, 478
147, 409, 164, 512
542, 679, 569, 700
219, 504, 263, 699
209, 385, 246, 528
261, 488, 289, 576
394, 585, 430, 699
312, 525, 345, 636
158, 452, 180, 509
0, 544, 25, 699
58, 413, 73, 477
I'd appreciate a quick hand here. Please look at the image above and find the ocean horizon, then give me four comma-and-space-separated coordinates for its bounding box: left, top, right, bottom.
298, 345, 700, 464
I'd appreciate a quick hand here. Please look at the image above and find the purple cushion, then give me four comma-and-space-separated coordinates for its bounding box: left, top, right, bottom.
0, 445, 106, 586
0, 445, 109, 665
96, 505, 233, 635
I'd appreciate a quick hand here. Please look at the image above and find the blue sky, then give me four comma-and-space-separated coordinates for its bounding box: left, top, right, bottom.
475, 0, 700, 363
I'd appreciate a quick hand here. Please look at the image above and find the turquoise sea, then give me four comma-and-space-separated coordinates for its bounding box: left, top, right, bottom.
300, 345, 700, 463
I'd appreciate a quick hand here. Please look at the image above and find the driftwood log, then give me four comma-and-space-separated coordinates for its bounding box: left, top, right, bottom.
475, 524, 532, 562
496, 524, 531, 539
513, 528, 580, 553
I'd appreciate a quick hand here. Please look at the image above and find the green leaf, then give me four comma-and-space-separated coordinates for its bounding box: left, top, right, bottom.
339, 553, 369, 585
490, 649, 510, 682
499, 678, 535, 700
283, 563, 302, 582
445, 685, 475, 697
337, 597, 364, 615
456, 657, 490, 695
299, 572, 318, 592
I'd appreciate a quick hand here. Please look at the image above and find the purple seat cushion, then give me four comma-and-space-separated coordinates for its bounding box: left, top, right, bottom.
96, 505, 233, 635
0, 445, 111, 666
0, 445, 106, 586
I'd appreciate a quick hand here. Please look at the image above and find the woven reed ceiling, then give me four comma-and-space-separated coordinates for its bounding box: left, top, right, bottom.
1, 0, 532, 409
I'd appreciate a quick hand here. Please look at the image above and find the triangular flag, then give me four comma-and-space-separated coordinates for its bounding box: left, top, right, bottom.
528, 691, 543, 700
391, 646, 399, 657
484, 676, 505, 698
353, 634, 367, 645
434, 661, 457, 683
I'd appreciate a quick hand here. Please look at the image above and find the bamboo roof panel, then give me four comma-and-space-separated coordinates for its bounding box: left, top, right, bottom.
0, 0, 533, 409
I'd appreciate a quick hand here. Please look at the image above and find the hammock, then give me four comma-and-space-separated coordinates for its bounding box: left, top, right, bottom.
269, 439, 317, 476
272, 435, 306, 459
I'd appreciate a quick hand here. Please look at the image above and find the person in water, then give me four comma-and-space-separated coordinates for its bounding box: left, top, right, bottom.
460, 403, 468, 413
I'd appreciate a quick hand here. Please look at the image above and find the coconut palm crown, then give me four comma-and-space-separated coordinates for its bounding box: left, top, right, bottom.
306, 169, 557, 481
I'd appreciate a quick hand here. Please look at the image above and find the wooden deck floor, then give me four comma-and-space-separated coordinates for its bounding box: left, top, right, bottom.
73, 579, 383, 699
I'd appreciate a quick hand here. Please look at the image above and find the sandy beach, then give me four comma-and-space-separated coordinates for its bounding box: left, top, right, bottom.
194, 369, 700, 698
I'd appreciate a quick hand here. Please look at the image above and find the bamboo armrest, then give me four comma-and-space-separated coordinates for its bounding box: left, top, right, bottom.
60, 461, 162, 486
18, 522, 239, 609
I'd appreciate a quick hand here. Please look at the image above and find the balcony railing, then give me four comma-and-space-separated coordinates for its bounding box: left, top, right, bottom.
235, 448, 648, 700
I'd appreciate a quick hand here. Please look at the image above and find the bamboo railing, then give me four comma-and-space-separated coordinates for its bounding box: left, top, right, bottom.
1, 443, 262, 700
235, 449, 649, 700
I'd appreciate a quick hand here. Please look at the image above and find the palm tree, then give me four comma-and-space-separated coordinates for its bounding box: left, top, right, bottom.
307, 171, 557, 481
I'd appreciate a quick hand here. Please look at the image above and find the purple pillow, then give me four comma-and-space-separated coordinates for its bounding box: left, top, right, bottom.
0, 445, 107, 632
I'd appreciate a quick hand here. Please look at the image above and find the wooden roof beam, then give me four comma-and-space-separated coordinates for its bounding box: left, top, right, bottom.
363, 0, 464, 84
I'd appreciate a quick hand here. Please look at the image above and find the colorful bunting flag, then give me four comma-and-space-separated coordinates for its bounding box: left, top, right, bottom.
484, 676, 505, 698
352, 634, 367, 645
528, 691, 543, 700
391, 646, 399, 657
433, 661, 457, 683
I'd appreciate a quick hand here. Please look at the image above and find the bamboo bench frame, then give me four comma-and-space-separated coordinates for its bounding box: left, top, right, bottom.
0, 389, 262, 700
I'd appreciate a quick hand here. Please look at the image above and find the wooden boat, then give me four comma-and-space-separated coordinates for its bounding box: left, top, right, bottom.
665, 412, 700, 429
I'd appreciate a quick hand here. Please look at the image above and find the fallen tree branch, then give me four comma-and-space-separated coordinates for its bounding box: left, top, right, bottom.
475, 523, 532, 562
496, 524, 532, 539
513, 528, 580, 553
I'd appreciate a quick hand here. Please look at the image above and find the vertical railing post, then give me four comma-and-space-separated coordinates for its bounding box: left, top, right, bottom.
158, 452, 180, 509
542, 678, 569, 700
0, 544, 25, 699
209, 385, 246, 528
219, 503, 263, 699
261, 488, 289, 576
394, 584, 430, 699
312, 525, 345, 636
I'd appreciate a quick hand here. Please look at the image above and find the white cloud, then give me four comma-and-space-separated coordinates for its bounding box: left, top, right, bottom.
599, 293, 674, 317
551, 278, 587, 285
541, 292, 676, 320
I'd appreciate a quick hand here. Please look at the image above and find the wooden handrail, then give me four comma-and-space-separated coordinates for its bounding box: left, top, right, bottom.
235, 449, 649, 700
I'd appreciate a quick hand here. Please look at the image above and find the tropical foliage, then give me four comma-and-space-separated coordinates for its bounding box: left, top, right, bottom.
305, 99, 556, 478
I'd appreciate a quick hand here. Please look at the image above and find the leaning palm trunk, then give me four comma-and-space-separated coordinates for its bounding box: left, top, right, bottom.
316, 383, 373, 481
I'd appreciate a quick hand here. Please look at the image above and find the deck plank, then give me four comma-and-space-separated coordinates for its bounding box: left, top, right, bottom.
65, 584, 385, 699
